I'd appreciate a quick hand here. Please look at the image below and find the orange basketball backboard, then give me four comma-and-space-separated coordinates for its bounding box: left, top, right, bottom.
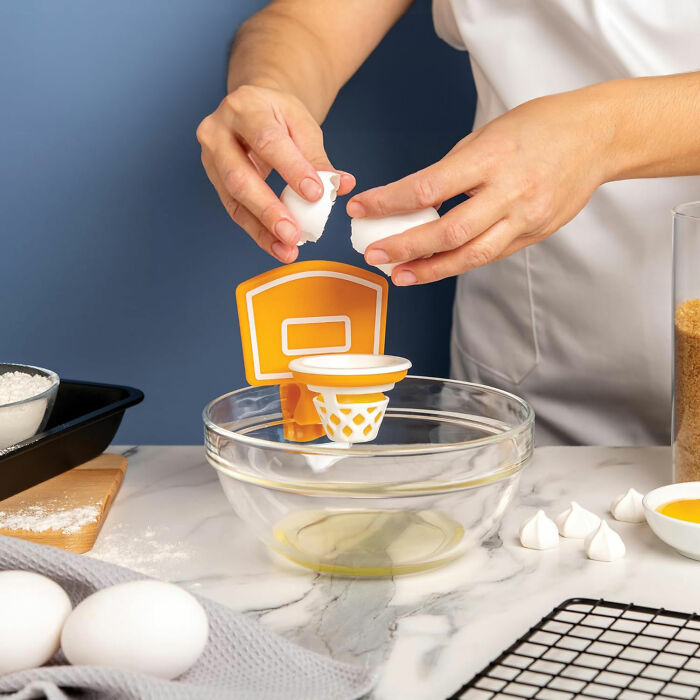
236, 261, 388, 387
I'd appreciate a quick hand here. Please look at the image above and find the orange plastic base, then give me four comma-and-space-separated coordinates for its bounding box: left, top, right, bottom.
280, 383, 324, 442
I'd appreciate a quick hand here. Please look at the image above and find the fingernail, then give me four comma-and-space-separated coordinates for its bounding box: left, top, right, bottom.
366, 249, 390, 265
347, 201, 365, 217
275, 218, 298, 244
395, 270, 417, 286
300, 177, 323, 201
272, 241, 291, 261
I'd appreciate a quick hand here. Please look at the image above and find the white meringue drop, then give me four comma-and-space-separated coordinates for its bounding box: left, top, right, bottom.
585, 521, 626, 562
555, 501, 601, 539
350, 207, 440, 275
519, 510, 559, 550
610, 488, 645, 523
280, 171, 340, 245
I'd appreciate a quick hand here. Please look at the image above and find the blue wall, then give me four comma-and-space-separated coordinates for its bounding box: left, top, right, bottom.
0, 1, 476, 443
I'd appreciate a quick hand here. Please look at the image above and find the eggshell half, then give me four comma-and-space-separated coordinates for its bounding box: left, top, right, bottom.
280, 170, 340, 245
0, 570, 72, 674
350, 207, 440, 274
61, 580, 209, 680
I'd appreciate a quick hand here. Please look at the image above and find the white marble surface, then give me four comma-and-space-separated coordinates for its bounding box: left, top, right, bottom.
89, 446, 700, 699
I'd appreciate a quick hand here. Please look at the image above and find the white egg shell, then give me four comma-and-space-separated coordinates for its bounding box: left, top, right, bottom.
0, 570, 72, 674
61, 580, 208, 680
350, 207, 440, 275
280, 170, 340, 245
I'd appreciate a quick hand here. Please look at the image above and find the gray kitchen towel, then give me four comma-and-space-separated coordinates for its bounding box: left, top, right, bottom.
0, 536, 376, 700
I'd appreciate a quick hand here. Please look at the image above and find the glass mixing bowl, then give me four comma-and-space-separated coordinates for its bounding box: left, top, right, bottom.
204, 376, 534, 577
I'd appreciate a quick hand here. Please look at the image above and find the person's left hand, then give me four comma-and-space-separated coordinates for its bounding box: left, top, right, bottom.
346, 89, 611, 285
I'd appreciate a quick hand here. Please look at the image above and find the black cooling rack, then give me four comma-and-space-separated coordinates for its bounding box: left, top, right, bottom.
450, 598, 700, 700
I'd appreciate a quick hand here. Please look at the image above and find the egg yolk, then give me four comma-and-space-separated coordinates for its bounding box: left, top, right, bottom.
657, 499, 700, 523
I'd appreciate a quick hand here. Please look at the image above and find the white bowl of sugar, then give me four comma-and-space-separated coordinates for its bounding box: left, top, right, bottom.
0, 364, 60, 451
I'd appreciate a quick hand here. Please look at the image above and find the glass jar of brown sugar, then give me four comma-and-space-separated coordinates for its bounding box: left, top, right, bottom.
673, 202, 700, 482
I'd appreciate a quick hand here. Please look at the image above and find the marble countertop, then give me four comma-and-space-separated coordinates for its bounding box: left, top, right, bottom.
89, 446, 700, 699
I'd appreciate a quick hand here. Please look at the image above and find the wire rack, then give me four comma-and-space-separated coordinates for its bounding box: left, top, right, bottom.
450, 598, 700, 700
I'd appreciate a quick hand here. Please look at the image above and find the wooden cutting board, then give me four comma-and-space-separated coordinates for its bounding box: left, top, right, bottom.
0, 453, 126, 553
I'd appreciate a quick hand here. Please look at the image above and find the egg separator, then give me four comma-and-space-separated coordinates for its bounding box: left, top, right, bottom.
288, 354, 411, 443
236, 261, 391, 442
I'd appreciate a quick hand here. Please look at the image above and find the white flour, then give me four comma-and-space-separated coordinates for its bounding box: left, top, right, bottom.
88, 524, 190, 577
0, 503, 100, 535
0, 371, 52, 405
0, 371, 54, 450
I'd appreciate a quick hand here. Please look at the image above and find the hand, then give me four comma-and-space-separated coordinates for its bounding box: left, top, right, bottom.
197, 84, 355, 262
346, 90, 609, 285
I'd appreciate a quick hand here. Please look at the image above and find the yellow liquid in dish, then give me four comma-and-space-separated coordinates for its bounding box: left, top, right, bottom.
272, 509, 465, 577
657, 499, 700, 523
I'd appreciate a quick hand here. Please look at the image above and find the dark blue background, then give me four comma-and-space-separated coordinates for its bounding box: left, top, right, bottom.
0, 1, 476, 443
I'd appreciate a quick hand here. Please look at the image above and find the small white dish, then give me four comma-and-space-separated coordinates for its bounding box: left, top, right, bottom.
643, 482, 700, 561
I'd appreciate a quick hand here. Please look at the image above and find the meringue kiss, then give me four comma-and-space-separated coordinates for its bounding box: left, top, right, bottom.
610, 488, 645, 523
555, 502, 601, 539
519, 510, 559, 550
585, 521, 626, 562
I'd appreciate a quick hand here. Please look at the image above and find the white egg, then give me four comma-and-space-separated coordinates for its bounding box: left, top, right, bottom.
0, 570, 72, 674
61, 580, 208, 680
280, 170, 340, 245
350, 207, 440, 275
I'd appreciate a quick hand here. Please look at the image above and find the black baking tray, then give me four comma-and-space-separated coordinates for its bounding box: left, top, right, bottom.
0, 380, 143, 500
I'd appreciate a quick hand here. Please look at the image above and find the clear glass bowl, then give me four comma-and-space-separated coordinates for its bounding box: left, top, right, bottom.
0, 363, 60, 451
204, 376, 534, 577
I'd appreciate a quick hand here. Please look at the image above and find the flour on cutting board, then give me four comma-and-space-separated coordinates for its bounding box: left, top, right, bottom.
0, 502, 100, 534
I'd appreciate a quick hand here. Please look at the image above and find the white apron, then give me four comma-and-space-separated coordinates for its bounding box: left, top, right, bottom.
433, 0, 700, 445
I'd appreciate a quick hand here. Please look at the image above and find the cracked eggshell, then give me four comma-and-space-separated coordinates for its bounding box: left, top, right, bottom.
280, 171, 340, 245
519, 510, 559, 550
585, 521, 626, 562
610, 488, 645, 523
350, 207, 440, 275
555, 501, 601, 539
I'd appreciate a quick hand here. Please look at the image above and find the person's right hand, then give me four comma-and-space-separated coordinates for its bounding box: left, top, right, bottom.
197, 84, 355, 263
